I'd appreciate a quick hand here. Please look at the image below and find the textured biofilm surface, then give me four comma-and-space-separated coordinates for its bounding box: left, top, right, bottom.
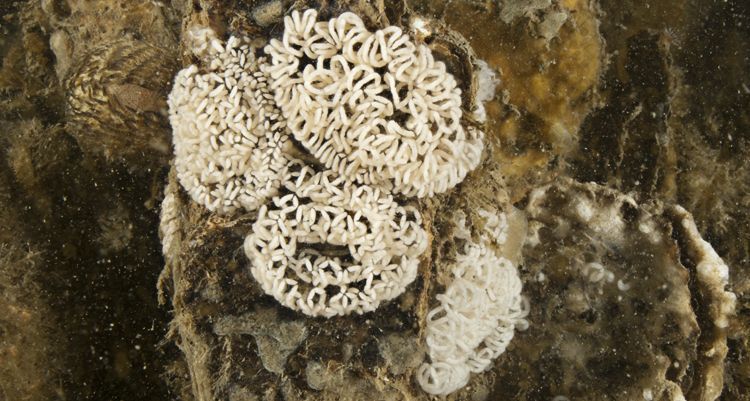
506, 179, 734, 401
0, 0, 748, 401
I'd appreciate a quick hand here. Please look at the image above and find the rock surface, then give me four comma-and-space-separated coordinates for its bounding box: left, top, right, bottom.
0, 0, 748, 400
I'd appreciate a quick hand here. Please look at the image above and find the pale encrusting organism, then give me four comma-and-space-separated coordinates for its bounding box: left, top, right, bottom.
417, 209, 528, 395
263, 9, 484, 197
472, 59, 500, 123
168, 29, 289, 214
165, 11, 521, 385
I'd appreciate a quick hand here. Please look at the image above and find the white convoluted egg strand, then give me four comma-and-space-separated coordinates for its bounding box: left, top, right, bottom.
244, 161, 428, 317
417, 209, 528, 395
169, 33, 289, 214
263, 9, 484, 198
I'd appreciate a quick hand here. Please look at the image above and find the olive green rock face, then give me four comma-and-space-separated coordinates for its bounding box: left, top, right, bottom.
1, 0, 748, 401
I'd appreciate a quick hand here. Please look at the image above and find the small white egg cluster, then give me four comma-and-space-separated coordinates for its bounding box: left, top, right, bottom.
244, 162, 427, 317
417, 209, 528, 395
168, 34, 289, 214
581, 261, 615, 283
478, 208, 508, 244
264, 9, 484, 197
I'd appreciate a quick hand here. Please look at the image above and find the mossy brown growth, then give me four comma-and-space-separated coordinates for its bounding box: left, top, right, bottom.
0, 243, 66, 401
0, 166, 66, 401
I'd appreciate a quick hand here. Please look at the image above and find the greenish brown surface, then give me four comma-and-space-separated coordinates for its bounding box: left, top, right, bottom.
0, 0, 748, 400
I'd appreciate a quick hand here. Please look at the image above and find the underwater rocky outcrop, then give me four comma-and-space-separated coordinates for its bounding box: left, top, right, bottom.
0, 0, 748, 401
